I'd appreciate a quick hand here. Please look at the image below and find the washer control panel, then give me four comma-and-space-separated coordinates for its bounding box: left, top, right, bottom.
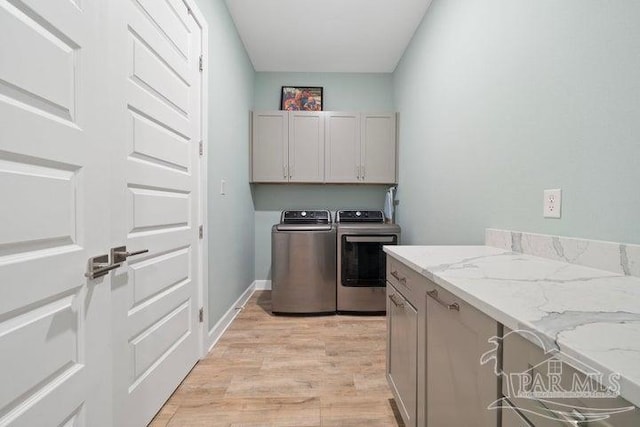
281, 210, 331, 224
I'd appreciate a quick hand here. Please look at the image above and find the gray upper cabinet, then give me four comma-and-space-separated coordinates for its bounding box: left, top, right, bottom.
251, 111, 397, 184
251, 110, 324, 183
324, 112, 360, 183
251, 111, 288, 182
361, 113, 397, 184
288, 111, 325, 183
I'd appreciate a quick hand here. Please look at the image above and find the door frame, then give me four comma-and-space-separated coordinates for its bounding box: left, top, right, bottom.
182, 0, 209, 359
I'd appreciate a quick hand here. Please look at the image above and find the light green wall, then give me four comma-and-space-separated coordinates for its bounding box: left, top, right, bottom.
194, 0, 256, 330
254, 72, 394, 111
253, 72, 395, 279
253, 185, 389, 280
394, 0, 640, 246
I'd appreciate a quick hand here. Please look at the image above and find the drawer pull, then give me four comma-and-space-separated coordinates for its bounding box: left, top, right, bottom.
389, 293, 405, 308
390, 270, 407, 284
427, 289, 460, 311
556, 408, 588, 425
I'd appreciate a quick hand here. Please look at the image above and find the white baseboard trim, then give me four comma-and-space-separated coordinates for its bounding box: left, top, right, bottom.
253, 279, 272, 290
207, 282, 256, 353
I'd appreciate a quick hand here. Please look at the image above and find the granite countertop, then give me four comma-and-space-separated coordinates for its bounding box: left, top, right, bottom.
383, 244, 640, 407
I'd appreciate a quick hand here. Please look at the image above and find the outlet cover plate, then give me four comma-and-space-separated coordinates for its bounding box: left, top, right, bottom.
544, 189, 562, 219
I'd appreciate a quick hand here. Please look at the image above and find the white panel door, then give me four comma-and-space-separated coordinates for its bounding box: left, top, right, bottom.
110, 0, 202, 425
0, 0, 111, 426
288, 111, 325, 183
361, 113, 397, 184
324, 112, 360, 183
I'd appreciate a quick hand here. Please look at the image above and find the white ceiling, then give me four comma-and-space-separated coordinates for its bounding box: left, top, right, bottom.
225, 0, 432, 73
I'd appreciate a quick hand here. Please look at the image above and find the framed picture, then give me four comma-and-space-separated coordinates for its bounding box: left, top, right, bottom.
280, 86, 323, 111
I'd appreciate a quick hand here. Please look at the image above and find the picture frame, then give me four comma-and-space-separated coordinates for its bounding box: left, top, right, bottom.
280, 86, 323, 111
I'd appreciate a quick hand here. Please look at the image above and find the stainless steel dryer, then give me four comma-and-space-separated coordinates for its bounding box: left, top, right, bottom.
271, 210, 336, 314
336, 210, 401, 313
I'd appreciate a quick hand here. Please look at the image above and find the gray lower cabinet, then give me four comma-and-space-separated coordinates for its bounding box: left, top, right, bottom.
502, 327, 640, 427
387, 256, 640, 427
386, 282, 418, 427
502, 399, 534, 426
425, 284, 499, 427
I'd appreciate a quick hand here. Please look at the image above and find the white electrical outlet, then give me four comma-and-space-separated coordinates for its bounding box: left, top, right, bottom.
543, 189, 562, 218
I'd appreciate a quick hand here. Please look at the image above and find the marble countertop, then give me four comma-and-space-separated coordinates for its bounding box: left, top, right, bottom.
383, 245, 640, 407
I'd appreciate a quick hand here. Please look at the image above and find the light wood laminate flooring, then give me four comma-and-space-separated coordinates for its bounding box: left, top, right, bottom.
150, 291, 404, 426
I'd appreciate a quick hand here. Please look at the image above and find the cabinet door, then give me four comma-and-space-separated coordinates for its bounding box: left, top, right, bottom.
426, 286, 499, 427
288, 111, 325, 183
361, 113, 397, 183
387, 283, 418, 427
251, 111, 288, 182
502, 400, 534, 427
503, 328, 640, 427
325, 112, 360, 183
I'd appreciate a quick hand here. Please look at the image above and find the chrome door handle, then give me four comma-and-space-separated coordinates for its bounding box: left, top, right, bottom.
389, 293, 404, 308
85, 254, 121, 279
111, 246, 149, 264
427, 289, 460, 311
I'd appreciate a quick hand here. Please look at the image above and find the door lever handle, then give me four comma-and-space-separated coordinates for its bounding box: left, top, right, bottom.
111, 246, 149, 264
85, 254, 122, 279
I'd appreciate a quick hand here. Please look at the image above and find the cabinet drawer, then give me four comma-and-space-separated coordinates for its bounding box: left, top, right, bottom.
502, 328, 640, 426
386, 256, 423, 305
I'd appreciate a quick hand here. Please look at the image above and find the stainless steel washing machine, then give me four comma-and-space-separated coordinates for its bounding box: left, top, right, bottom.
271, 210, 336, 314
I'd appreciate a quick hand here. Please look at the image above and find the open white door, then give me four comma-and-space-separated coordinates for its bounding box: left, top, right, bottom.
109, 0, 203, 425
0, 0, 111, 425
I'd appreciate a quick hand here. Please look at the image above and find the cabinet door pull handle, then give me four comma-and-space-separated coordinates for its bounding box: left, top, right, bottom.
427, 289, 460, 311
389, 293, 404, 308
390, 270, 406, 284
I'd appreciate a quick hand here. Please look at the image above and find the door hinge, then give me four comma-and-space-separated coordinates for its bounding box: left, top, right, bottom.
199, 225, 204, 239
199, 55, 203, 72
199, 307, 204, 323
186, 5, 192, 15
199, 141, 204, 156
